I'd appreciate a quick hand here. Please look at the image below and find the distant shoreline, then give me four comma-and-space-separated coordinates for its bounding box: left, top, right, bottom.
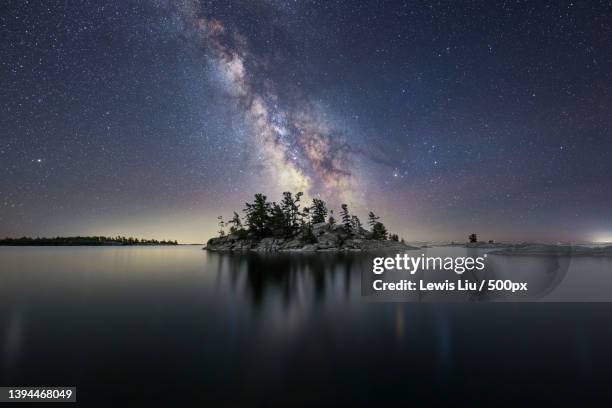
0, 236, 179, 246
0, 244, 182, 246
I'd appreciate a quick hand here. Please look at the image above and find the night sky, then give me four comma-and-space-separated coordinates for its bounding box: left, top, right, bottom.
1, 0, 610, 243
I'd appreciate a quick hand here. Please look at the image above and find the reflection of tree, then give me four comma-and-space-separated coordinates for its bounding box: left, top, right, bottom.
210, 247, 573, 305
212, 252, 362, 309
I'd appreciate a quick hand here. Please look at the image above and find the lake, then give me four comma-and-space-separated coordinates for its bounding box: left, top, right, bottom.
1, 246, 612, 405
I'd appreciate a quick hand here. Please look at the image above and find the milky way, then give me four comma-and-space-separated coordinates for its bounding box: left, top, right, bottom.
170, 0, 362, 205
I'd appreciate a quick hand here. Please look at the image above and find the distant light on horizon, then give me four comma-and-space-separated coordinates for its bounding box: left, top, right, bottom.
592, 233, 612, 244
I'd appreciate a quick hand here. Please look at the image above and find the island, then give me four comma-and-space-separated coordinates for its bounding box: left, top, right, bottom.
452, 237, 612, 257
205, 192, 418, 252
0, 236, 179, 246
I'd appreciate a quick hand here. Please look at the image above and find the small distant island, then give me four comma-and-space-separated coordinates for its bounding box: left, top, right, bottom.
457, 234, 612, 257
0, 236, 179, 246
206, 192, 418, 252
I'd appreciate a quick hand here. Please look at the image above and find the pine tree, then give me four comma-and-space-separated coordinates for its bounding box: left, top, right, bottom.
244, 193, 271, 237
269, 203, 287, 237
372, 222, 388, 240
340, 204, 352, 234
228, 212, 243, 234
328, 209, 336, 226
302, 206, 311, 224
368, 211, 387, 240
368, 211, 380, 228
310, 198, 328, 224
280, 191, 303, 236
217, 215, 225, 237
351, 215, 362, 232
310, 198, 327, 224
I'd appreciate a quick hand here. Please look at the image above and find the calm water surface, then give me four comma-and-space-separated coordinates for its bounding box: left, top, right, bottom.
1, 246, 612, 405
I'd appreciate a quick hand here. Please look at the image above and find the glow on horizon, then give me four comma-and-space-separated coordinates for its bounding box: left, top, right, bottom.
592, 233, 612, 244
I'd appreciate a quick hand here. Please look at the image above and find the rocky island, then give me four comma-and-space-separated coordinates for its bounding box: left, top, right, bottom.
205, 192, 418, 252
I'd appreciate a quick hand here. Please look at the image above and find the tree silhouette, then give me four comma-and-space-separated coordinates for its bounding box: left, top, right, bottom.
372, 222, 388, 240
217, 215, 225, 237
469, 233, 478, 243
340, 204, 352, 234
269, 202, 287, 237
228, 212, 244, 235
310, 198, 328, 224
368, 211, 380, 228
368, 211, 388, 240
351, 215, 362, 232
212, 191, 404, 245
244, 193, 271, 237
302, 206, 311, 225
328, 209, 336, 226
281, 191, 303, 236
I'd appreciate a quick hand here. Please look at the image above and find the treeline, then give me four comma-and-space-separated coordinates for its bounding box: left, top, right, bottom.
0, 236, 179, 246
216, 192, 402, 242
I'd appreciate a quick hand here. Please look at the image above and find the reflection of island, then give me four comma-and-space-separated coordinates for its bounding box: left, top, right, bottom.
210, 245, 590, 304
0, 236, 179, 246
206, 192, 418, 252
212, 251, 365, 307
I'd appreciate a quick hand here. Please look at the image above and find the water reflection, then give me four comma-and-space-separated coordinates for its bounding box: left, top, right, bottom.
211, 251, 362, 308
211, 247, 610, 304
